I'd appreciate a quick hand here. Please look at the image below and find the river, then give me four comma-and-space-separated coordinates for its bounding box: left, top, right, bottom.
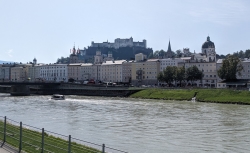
0, 93, 250, 153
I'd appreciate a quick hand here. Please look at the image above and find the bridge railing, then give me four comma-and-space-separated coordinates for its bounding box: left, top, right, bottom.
0, 116, 128, 153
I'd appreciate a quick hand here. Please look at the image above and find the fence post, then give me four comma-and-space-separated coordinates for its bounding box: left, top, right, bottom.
102, 144, 105, 153
19, 122, 22, 153
41, 128, 44, 153
68, 135, 71, 153
3, 116, 6, 143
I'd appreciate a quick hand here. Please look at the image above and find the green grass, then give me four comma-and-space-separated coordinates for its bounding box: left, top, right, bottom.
130, 88, 250, 105
130, 88, 195, 100
0, 120, 101, 153
194, 89, 250, 104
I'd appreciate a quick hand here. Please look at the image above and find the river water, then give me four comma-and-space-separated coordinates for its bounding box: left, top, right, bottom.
0, 93, 250, 153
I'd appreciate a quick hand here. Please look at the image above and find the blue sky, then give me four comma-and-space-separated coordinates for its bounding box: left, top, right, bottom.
1, 0, 250, 63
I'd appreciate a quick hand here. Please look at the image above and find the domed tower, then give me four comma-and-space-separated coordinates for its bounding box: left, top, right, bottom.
202, 36, 216, 62
33, 58, 37, 65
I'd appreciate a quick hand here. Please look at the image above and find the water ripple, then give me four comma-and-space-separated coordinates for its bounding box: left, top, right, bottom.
0, 93, 250, 153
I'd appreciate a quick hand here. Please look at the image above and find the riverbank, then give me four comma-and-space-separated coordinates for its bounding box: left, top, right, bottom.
129, 88, 250, 105
0, 120, 101, 153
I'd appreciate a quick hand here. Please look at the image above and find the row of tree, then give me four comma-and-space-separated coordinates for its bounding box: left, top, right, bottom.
157, 65, 203, 87
158, 55, 244, 86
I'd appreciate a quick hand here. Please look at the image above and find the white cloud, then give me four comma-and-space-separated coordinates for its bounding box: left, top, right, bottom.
7, 49, 13, 57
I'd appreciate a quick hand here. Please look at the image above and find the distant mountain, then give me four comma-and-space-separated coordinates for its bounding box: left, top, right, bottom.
0, 60, 13, 64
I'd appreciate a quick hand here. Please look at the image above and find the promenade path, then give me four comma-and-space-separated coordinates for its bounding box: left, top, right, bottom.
0, 141, 18, 153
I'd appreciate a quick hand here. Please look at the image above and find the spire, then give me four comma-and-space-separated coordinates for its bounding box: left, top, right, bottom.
207, 36, 210, 41
167, 40, 172, 52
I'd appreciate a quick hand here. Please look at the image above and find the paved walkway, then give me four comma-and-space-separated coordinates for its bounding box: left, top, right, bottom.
0, 141, 18, 153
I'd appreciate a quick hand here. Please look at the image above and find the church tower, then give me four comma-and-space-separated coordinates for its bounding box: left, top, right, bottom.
202, 36, 216, 62
70, 45, 79, 63
94, 48, 103, 64
165, 40, 173, 58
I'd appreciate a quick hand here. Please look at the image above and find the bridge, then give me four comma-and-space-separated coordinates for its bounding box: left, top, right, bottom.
0, 82, 61, 96
0, 82, 61, 85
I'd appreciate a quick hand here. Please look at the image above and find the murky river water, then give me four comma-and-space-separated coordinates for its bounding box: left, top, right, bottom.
0, 93, 250, 153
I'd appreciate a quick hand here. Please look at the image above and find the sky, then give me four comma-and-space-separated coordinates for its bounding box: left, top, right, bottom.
1, 0, 250, 64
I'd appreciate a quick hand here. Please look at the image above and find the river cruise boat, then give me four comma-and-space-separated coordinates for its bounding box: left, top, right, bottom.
51, 94, 65, 100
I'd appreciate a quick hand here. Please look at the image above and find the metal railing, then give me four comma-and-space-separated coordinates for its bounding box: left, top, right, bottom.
0, 116, 128, 153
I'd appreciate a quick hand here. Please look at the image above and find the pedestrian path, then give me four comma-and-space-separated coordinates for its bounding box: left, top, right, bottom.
0, 141, 18, 153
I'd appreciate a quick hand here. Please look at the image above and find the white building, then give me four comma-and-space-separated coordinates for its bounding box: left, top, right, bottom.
122, 60, 132, 83
159, 58, 184, 72
0, 65, 11, 82
80, 63, 93, 80
100, 60, 126, 83
39, 64, 68, 82
135, 53, 147, 62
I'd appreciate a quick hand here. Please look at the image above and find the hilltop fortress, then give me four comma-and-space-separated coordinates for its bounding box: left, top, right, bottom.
64, 37, 153, 63
91, 37, 147, 49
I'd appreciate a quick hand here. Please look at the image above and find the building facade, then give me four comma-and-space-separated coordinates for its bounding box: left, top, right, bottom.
131, 59, 160, 86
39, 64, 68, 82
100, 60, 126, 83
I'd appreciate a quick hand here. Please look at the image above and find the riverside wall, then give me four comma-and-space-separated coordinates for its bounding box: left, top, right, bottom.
0, 84, 142, 97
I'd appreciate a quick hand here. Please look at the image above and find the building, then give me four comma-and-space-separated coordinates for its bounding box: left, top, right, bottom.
94, 50, 103, 64
131, 59, 160, 86
0, 64, 12, 82
135, 53, 147, 62
11, 65, 31, 82
80, 63, 94, 81
100, 60, 126, 83
39, 64, 68, 82
28, 58, 40, 82
159, 58, 184, 72
69, 46, 80, 63
181, 36, 217, 87
216, 58, 250, 88
68, 63, 82, 82
165, 40, 174, 58
91, 37, 147, 49
122, 61, 132, 84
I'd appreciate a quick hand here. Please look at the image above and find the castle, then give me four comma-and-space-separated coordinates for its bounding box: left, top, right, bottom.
91, 37, 147, 49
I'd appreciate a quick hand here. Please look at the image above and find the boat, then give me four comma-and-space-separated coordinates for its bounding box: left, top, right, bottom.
51, 94, 65, 100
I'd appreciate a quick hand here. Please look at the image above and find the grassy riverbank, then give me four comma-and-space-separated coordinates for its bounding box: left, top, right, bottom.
130, 88, 250, 105
0, 120, 101, 153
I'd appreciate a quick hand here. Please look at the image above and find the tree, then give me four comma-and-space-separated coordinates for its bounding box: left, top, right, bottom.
157, 72, 164, 83
245, 49, 250, 58
186, 65, 203, 86
163, 66, 175, 86
176, 66, 185, 87
148, 52, 153, 59
172, 66, 179, 86
175, 49, 182, 58
159, 50, 165, 58
217, 55, 243, 81
153, 50, 160, 58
